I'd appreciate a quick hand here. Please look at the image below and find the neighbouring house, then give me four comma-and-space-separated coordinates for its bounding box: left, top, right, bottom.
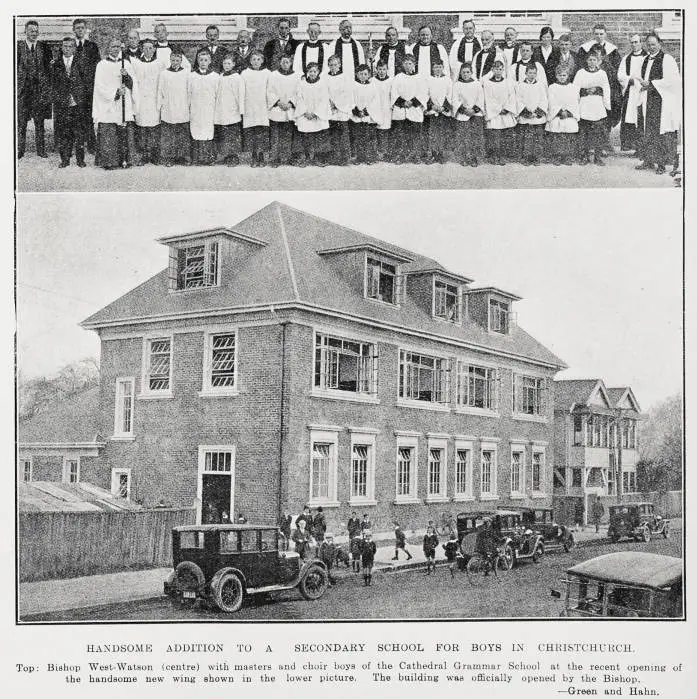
553, 378, 642, 525
17, 386, 111, 490
16, 11, 682, 65
79, 202, 566, 531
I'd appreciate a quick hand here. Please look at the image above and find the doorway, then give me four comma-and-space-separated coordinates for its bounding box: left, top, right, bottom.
197, 446, 236, 524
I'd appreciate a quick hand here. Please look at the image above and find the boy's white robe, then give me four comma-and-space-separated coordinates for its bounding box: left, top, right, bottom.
451, 79, 484, 122
214, 72, 243, 125
294, 78, 330, 133
326, 73, 353, 122
374, 76, 393, 129
482, 77, 517, 129
350, 80, 381, 124
92, 58, 138, 124
390, 72, 428, 123
426, 75, 453, 116
158, 68, 190, 123
188, 70, 219, 140
131, 57, 162, 127
241, 68, 271, 128
546, 82, 580, 133
267, 71, 300, 122
574, 68, 611, 121
515, 80, 548, 125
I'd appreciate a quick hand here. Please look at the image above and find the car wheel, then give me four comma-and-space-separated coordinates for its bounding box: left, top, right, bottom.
563, 535, 575, 552
211, 570, 244, 613
299, 564, 329, 600
663, 524, 670, 539
532, 543, 544, 563
642, 526, 651, 543
173, 561, 205, 606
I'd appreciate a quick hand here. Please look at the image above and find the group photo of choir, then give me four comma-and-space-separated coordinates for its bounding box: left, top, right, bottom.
17, 13, 682, 176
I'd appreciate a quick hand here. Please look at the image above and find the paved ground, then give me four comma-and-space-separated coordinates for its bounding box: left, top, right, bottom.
19, 523, 680, 619
21, 533, 681, 621
17, 126, 680, 191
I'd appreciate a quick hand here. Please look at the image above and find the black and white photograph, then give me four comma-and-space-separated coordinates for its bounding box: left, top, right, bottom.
8, 4, 691, 698
15, 9, 682, 191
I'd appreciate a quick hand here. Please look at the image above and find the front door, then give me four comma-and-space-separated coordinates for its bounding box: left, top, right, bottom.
201, 474, 231, 524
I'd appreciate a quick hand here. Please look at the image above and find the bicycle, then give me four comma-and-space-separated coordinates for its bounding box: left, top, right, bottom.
465, 548, 510, 586
438, 511, 457, 538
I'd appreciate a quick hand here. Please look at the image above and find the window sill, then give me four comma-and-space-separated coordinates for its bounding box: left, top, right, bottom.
397, 399, 450, 413
310, 390, 380, 405
349, 499, 378, 507
510, 493, 526, 500
424, 495, 449, 504
198, 389, 240, 398
365, 296, 399, 308
111, 435, 136, 442
307, 500, 341, 508
137, 391, 173, 400
531, 492, 547, 499
433, 314, 462, 326
454, 406, 500, 418
512, 413, 548, 424
393, 498, 420, 505
452, 495, 475, 502
480, 494, 498, 501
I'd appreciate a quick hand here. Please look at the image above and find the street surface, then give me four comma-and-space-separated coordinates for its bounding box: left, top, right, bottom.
24, 535, 681, 622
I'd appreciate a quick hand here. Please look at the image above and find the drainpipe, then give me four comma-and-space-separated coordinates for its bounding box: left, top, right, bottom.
277, 320, 290, 525
616, 408, 623, 503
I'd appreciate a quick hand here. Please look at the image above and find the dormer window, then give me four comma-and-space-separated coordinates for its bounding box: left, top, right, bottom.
169, 241, 219, 290
366, 257, 397, 305
489, 299, 509, 333
434, 280, 460, 323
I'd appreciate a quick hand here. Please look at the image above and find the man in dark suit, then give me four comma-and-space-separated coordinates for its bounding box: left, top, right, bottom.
17, 19, 52, 158
72, 18, 100, 154
51, 37, 89, 167
263, 17, 298, 71
199, 24, 230, 74
230, 29, 254, 72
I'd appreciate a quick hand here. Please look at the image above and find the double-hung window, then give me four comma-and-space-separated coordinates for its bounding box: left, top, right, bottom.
349, 431, 377, 503
201, 331, 237, 395
64, 458, 79, 484
480, 445, 498, 499
489, 299, 509, 333
20, 458, 32, 483
513, 374, 546, 417
434, 280, 460, 322
308, 428, 339, 505
457, 363, 498, 411
114, 378, 135, 437
532, 450, 545, 494
169, 241, 219, 290
454, 444, 473, 498
314, 334, 377, 395
399, 350, 449, 404
511, 447, 525, 497
366, 257, 397, 304
395, 435, 419, 502
426, 438, 447, 500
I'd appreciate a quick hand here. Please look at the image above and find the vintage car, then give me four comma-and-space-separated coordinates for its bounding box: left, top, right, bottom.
457, 510, 545, 568
519, 507, 575, 552
607, 502, 670, 543
552, 552, 683, 618
164, 524, 329, 613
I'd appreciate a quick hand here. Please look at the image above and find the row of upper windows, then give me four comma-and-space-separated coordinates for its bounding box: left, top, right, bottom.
168, 242, 512, 334
572, 414, 638, 449
116, 330, 547, 435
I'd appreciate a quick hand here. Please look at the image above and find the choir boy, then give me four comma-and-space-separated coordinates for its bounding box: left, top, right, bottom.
574, 51, 611, 165
424, 60, 452, 163
545, 65, 580, 165
350, 63, 380, 163
132, 40, 162, 164
214, 55, 243, 165
326, 54, 353, 165
515, 63, 548, 165
158, 48, 191, 166
452, 62, 485, 166
294, 62, 330, 166
389, 54, 427, 163
482, 59, 517, 165
188, 49, 219, 165
267, 55, 299, 166
373, 60, 393, 160
241, 51, 271, 167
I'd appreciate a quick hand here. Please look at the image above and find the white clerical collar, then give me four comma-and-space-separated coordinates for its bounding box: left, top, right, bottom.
26, 41, 36, 49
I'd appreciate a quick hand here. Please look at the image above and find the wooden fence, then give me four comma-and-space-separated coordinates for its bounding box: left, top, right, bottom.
18, 507, 196, 582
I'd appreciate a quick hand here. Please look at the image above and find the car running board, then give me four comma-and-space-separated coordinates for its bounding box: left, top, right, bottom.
246, 580, 300, 595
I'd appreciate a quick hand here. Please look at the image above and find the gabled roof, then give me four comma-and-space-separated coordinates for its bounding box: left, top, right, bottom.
82, 202, 565, 370
18, 386, 103, 446
554, 378, 608, 411
464, 286, 522, 301
607, 387, 642, 413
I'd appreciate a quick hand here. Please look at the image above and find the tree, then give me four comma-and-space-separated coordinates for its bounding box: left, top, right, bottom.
636, 394, 683, 493
18, 358, 100, 420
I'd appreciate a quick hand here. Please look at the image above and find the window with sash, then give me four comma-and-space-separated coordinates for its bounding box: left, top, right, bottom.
205, 332, 236, 391
366, 257, 399, 305
114, 378, 134, 436
21, 458, 32, 483
489, 299, 509, 334
434, 280, 460, 323
427, 446, 445, 497
513, 374, 546, 416
312, 444, 331, 501
111, 468, 131, 499
573, 414, 584, 446
169, 241, 219, 290
314, 334, 377, 394
396, 445, 416, 499
64, 458, 79, 484
351, 444, 369, 500
532, 451, 544, 492
622, 470, 636, 493
399, 351, 449, 403
481, 448, 496, 497
457, 363, 498, 410
144, 337, 172, 392
511, 449, 525, 495
455, 448, 472, 497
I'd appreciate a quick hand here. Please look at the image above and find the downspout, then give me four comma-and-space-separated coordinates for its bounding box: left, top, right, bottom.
278, 320, 290, 525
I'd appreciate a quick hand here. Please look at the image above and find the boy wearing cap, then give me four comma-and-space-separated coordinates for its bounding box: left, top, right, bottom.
443, 533, 460, 578
392, 522, 413, 561
361, 531, 377, 586
319, 533, 337, 584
